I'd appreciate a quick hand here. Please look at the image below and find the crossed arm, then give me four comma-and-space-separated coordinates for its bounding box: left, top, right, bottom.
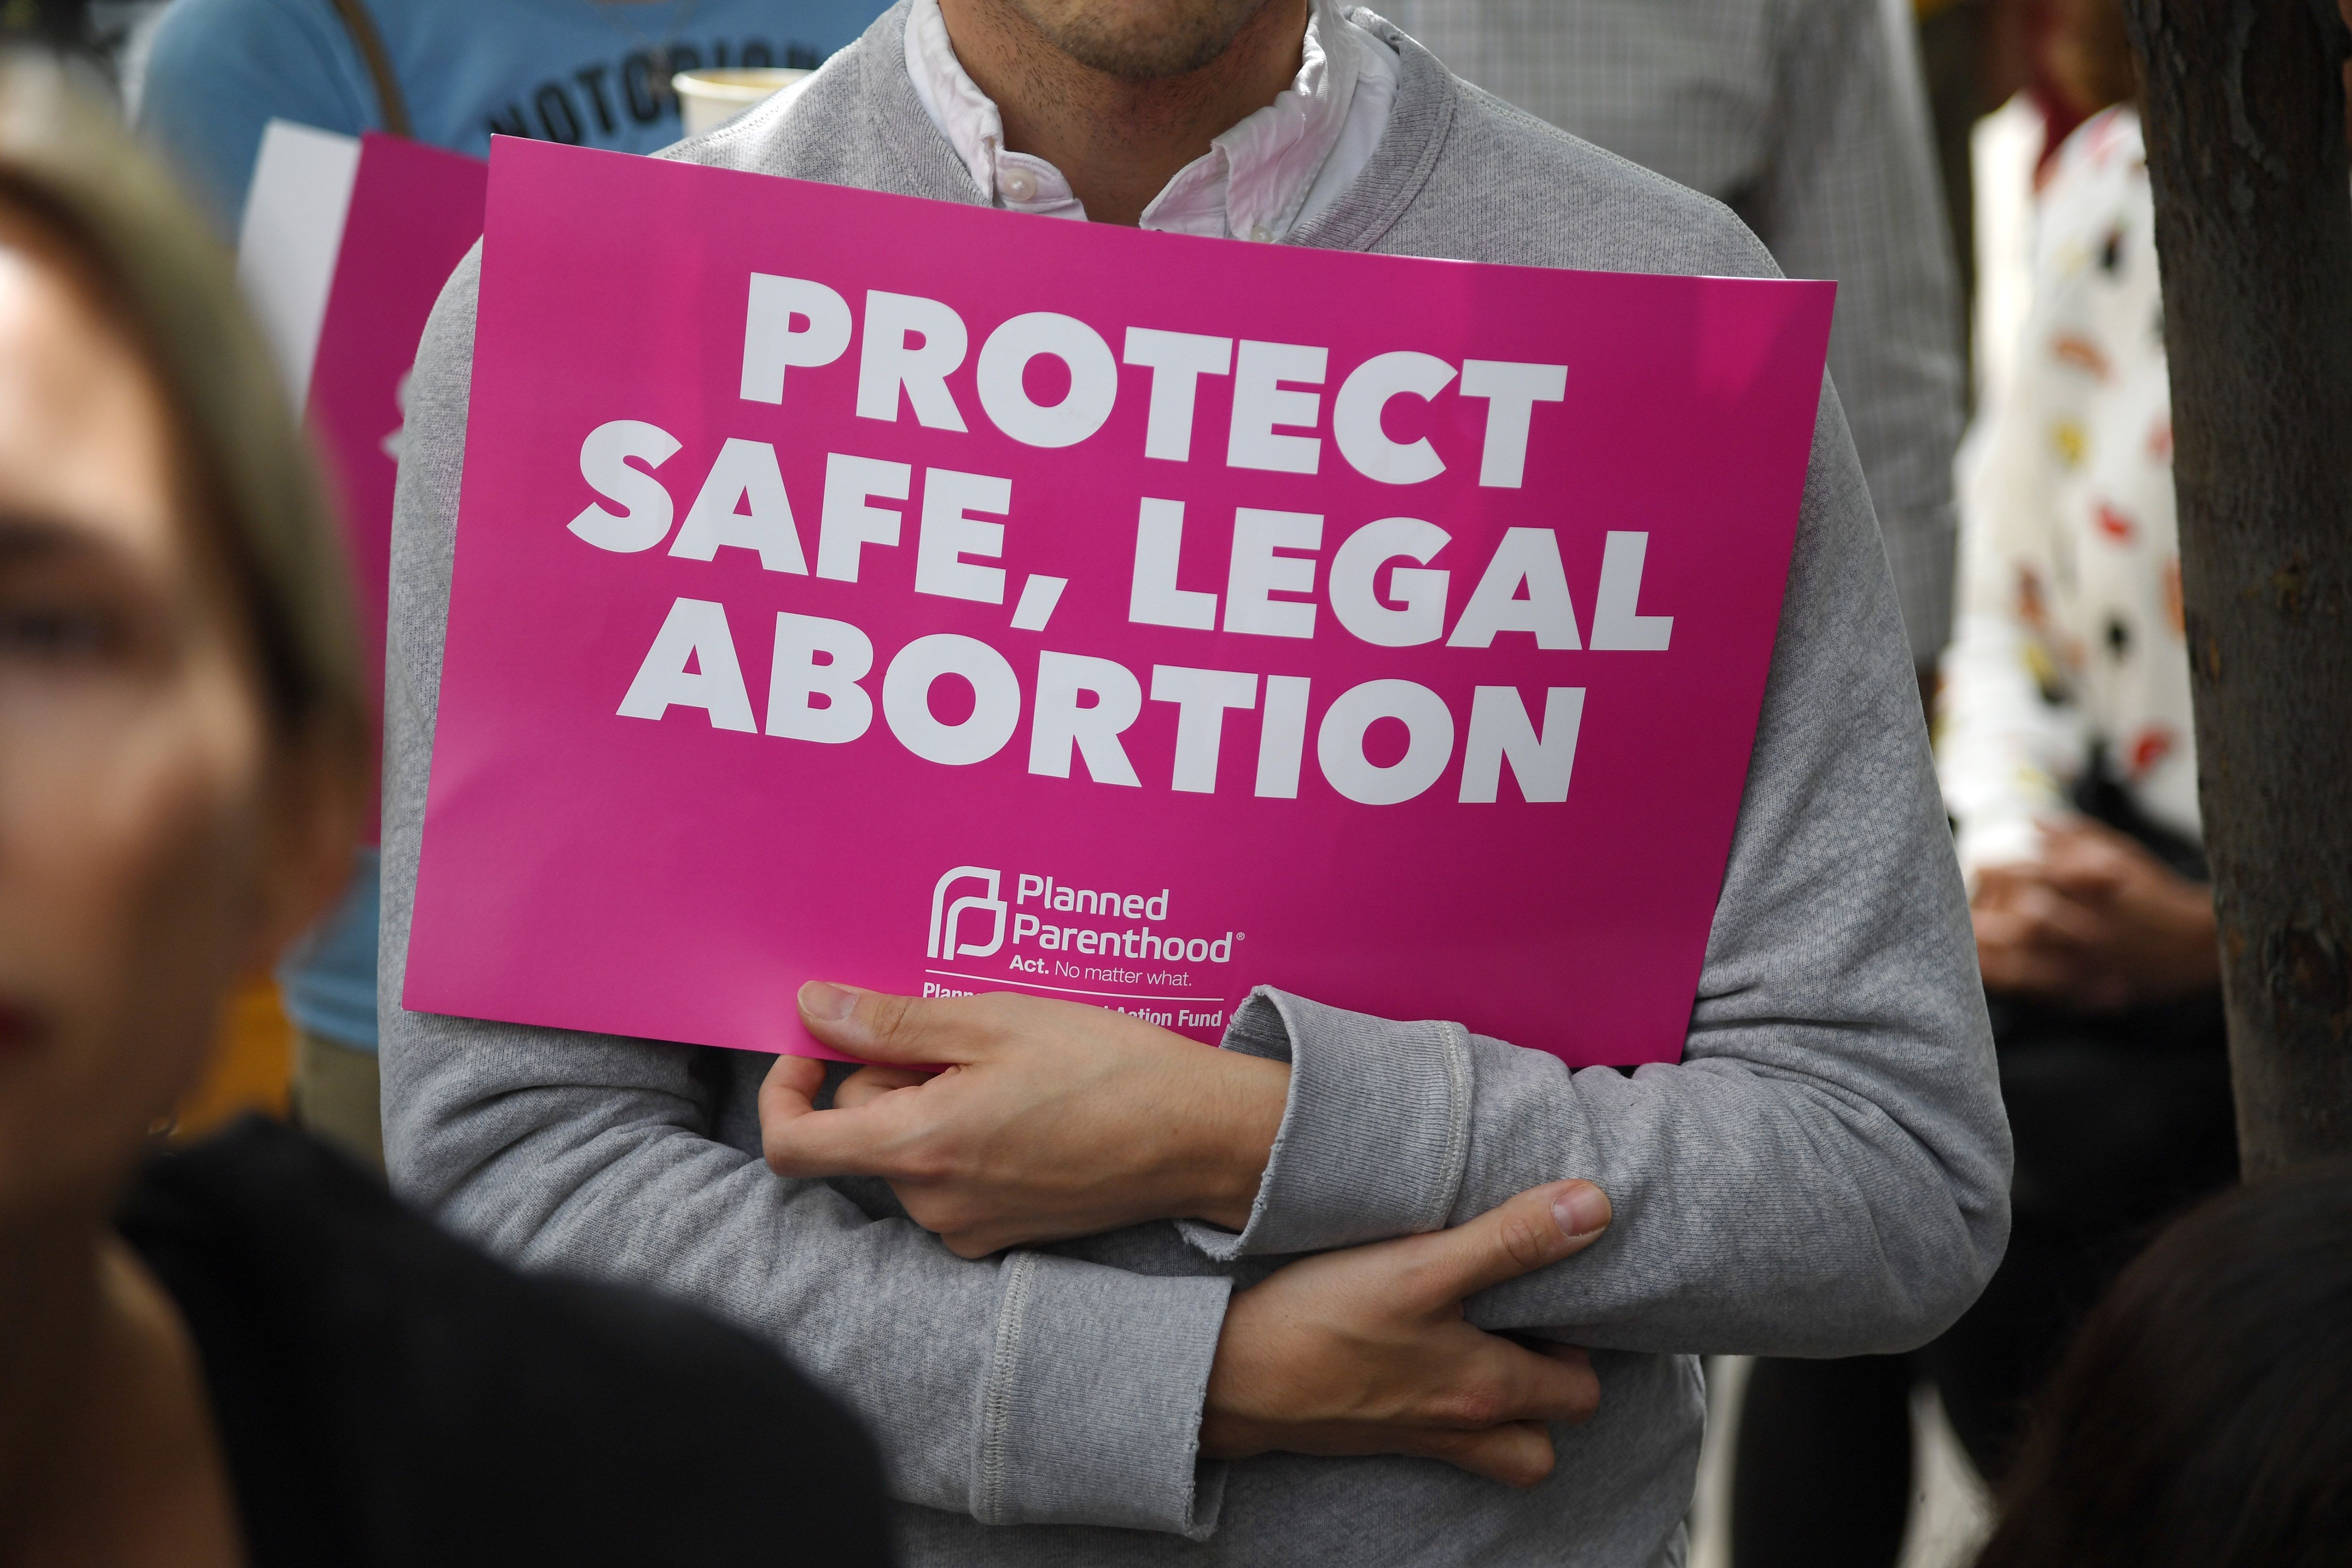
763, 984, 1609, 1484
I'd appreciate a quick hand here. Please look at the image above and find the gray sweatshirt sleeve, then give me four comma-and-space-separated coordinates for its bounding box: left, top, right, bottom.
1184, 381, 2011, 1358
1745, 0, 1964, 667
379, 248, 1232, 1538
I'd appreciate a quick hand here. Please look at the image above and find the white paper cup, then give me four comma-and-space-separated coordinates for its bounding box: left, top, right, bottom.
673, 68, 813, 137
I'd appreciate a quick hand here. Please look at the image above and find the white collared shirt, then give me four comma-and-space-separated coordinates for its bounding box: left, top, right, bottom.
904, 0, 1397, 241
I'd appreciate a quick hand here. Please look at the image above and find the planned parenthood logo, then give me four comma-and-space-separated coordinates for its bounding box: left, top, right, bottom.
928, 866, 1007, 961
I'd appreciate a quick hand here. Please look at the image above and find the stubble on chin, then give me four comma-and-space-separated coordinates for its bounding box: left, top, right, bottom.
997, 0, 1282, 80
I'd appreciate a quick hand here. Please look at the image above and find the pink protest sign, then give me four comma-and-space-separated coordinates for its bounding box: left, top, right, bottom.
306, 133, 488, 798
405, 136, 1833, 1067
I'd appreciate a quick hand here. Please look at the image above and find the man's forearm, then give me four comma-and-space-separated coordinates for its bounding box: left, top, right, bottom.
1184, 392, 2009, 1354
766, 984, 1290, 1253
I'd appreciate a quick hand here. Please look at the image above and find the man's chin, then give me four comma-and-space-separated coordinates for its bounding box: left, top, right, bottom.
1014, 0, 1281, 81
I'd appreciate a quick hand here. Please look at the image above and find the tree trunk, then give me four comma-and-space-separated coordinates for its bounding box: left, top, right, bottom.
2123, 0, 2352, 1174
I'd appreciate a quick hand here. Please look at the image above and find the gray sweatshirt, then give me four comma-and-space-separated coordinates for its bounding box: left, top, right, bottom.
380, 10, 2010, 1565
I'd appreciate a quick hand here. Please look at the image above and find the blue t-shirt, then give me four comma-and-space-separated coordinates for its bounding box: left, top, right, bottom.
141, 0, 885, 1046
142, 0, 886, 226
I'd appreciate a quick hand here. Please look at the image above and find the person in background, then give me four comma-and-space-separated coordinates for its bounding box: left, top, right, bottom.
1727, 8, 2235, 1562
0, 62, 890, 1566
1975, 1159, 2352, 1568
140, 0, 888, 227
1381, 0, 1966, 687
134, 0, 885, 1172
1932, 47, 2235, 1457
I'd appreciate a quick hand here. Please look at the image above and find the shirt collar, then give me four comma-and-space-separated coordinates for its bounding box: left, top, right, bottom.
905, 0, 1370, 242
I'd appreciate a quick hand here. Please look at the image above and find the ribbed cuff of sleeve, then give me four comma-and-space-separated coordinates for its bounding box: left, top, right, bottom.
1880, 501, 1957, 665
970, 1251, 1232, 1538
1178, 987, 1472, 1260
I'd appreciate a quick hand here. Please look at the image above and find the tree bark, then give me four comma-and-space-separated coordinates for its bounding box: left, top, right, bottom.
2123, 0, 2352, 1174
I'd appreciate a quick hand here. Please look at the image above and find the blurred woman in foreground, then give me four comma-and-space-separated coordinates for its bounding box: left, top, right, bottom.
0, 62, 887, 1566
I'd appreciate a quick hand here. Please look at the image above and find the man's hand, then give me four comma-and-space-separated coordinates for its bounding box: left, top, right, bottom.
760, 983, 1288, 1257
1201, 1180, 1613, 1486
1971, 816, 2220, 1009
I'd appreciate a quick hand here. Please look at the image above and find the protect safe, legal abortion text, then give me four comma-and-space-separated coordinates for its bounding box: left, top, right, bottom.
564, 274, 1673, 808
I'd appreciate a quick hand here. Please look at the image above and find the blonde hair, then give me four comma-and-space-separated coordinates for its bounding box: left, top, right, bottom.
0, 57, 367, 768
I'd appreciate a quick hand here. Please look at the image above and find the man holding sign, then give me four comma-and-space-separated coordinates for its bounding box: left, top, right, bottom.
382, 0, 2010, 1563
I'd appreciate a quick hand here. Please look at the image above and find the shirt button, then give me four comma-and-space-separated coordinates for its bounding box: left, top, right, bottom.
1250, 223, 1271, 243
1000, 167, 1037, 202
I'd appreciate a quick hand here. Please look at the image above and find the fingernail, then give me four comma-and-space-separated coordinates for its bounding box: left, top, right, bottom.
800, 982, 858, 1023
1554, 1183, 1610, 1237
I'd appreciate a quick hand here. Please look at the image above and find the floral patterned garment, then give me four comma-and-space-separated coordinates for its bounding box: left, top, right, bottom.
1937, 106, 2197, 882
